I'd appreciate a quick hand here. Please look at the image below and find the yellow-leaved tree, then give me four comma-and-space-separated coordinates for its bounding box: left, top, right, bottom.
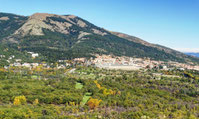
33, 99, 39, 105
94, 80, 101, 89
13, 95, 27, 105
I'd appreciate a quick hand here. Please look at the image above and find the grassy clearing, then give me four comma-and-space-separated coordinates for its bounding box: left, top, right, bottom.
81, 92, 92, 106
75, 82, 83, 89
75, 82, 91, 106
31, 75, 39, 79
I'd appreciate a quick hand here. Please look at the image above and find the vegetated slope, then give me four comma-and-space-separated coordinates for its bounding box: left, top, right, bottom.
111, 32, 199, 64
0, 12, 199, 64
0, 13, 28, 40
0, 45, 32, 66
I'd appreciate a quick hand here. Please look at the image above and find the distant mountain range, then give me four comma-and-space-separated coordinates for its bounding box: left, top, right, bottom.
0, 12, 199, 64
185, 53, 199, 58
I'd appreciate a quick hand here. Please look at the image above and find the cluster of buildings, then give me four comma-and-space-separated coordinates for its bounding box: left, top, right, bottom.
0, 55, 5, 58
9, 62, 40, 69
74, 55, 199, 71
168, 61, 199, 71
1, 53, 199, 71
89, 55, 165, 70
0, 51, 39, 64
0, 55, 15, 63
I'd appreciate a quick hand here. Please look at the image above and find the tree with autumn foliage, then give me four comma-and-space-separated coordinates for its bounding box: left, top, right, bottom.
33, 99, 39, 105
87, 98, 102, 109
13, 95, 27, 105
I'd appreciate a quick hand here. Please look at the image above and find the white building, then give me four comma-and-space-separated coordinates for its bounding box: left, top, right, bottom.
28, 52, 39, 58
15, 59, 22, 62
31, 63, 39, 68
32, 53, 39, 58
0, 55, 5, 58
13, 62, 21, 67
22, 63, 31, 68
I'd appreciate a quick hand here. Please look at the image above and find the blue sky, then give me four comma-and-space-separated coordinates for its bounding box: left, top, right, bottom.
0, 0, 199, 52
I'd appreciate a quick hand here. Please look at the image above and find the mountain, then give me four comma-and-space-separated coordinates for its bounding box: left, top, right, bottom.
185, 53, 199, 58
0, 13, 27, 40
0, 12, 199, 64
111, 32, 199, 63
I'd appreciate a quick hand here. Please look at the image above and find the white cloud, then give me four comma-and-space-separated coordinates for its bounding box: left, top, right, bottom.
174, 48, 199, 53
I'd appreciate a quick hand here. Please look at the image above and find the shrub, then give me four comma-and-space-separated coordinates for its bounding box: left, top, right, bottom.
33, 99, 39, 105
87, 98, 102, 109
13, 95, 27, 105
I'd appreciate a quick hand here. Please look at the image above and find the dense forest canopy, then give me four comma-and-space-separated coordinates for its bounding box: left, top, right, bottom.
0, 66, 199, 118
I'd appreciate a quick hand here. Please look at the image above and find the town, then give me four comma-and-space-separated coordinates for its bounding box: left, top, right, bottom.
1, 52, 199, 71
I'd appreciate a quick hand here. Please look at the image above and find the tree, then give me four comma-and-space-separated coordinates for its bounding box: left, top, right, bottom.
33, 99, 39, 105
87, 98, 102, 109
13, 95, 27, 105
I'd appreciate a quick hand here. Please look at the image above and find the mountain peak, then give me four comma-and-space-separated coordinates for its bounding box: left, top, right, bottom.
14, 13, 78, 36
12, 13, 89, 36
14, 13, 55, 36
65, 14, 77, 18
30, 13, 55, 20
29, 13, 77, 21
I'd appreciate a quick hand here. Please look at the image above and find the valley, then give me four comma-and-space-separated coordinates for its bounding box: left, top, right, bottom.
0, 12, 199, 119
